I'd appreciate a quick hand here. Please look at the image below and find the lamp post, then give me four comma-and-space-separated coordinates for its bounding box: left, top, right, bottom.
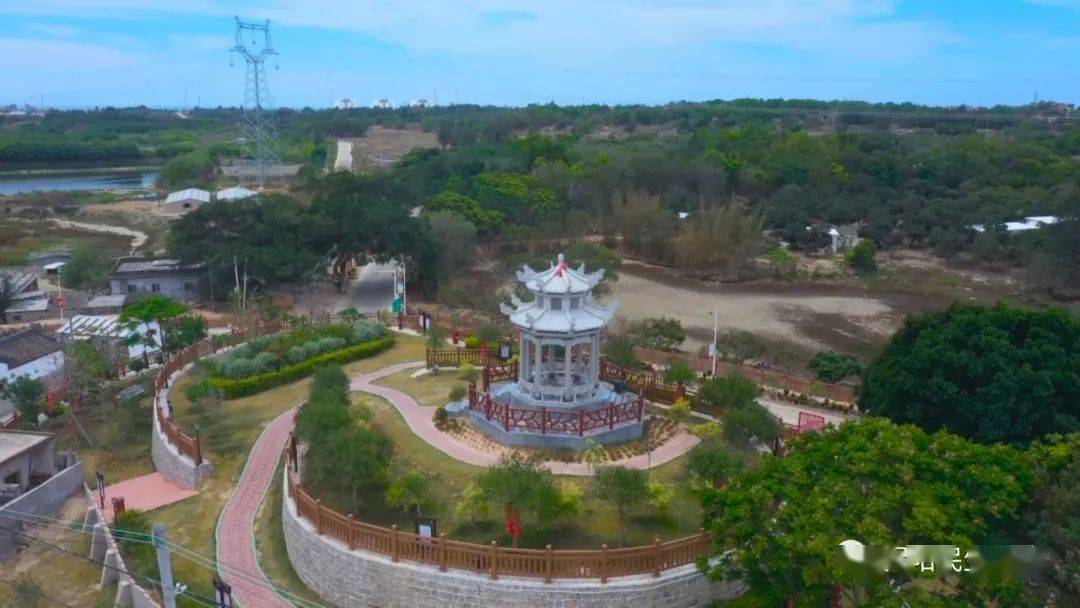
707, 309, 719, 377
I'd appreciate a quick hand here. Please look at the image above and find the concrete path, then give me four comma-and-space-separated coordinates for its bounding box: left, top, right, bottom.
100, 472, 197, 524
215, 407, 297, 608
350, 361, 700, 476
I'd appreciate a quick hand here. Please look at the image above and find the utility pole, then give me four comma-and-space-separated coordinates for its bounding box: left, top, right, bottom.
153, 524, 177, 608
708, 309, 719, 376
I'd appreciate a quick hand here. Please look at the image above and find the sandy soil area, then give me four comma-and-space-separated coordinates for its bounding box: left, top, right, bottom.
50, 217, 148, 252
608, 261, 950, 362
346, 126, 439, 173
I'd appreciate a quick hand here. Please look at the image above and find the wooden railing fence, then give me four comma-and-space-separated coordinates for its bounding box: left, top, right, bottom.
284, 434, 710, 582
632, 346, 856, 404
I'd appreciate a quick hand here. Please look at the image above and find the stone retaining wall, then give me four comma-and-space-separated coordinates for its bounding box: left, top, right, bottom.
151, 365, 212, 490
282, 467, 742, 608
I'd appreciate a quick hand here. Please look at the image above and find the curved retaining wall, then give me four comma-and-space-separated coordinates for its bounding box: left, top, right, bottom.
282, 468, 742, 608
152, 364, 213, 490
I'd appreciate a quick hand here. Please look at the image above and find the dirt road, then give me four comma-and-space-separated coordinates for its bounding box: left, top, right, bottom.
608, 261, 951, 364
49, 218, 148, 253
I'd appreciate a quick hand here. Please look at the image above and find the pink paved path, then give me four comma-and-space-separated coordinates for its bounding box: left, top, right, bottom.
216, 406, 297, 608
100, 472, 197, 524
351, 361, 700, 475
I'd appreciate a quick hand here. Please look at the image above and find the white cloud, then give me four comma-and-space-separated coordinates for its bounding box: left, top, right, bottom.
0, 37, 145, 70
23, 23, 81, 38
0, 0, 960, 63
170, 33, 233, 53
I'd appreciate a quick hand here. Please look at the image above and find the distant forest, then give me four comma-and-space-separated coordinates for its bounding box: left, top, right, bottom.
4, 100, 1078, 295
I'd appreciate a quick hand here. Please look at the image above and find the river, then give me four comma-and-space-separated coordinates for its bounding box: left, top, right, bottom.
0, 170, 157, 195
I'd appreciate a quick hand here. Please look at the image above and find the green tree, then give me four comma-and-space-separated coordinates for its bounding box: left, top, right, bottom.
861, 304, 1080, 446
699, 374, 759, 411
700, 418, 1034, 606
724, 401, 782, 444
425, 323, 448, 352
845, 238, 878, 273
296, 365, 353, 443
473, 323, 502, 348
603, 336, 640, 369
162, 314, 208, 352
629, 316, 686, 351
808, 351, 862, 383
385, 471, 431, 517
426, 210, 477, 276
686, 440, 744, 489
3, 376, 45, 428
317, 422, 393, 513
426, 191, 503, 231
663, 361, 697, 387
476, 452, 560, 539
119, 296, 189, 354
590, 465, 649, 546
1021, 434, 1080, 605
58, 244, 110, 290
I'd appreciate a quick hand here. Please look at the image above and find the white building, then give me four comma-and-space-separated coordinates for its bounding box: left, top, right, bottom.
0, 326, 64, 387
372, 98, 394, 109
335, 98, 357, 110
972, 215, 1059, 233
161, 188, 211, 214
55, 315, 161, 360
410, 99, 431, 108
216, 186, 256, 202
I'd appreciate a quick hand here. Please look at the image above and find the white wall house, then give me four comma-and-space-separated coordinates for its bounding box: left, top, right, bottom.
161, 188, 211, 214
0, 326, 64, 386
216, 186, 256, 201
55, 315, 161, 360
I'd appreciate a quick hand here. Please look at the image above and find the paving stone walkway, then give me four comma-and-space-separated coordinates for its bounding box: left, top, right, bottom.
100, 472, 197, 524
350, 361, 701, 475
216, 407, 297, 608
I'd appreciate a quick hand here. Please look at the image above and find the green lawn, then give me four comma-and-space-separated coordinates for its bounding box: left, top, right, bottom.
302, 370, 705, 550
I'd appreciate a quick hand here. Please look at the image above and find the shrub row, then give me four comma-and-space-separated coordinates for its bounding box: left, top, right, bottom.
208, 336, 395, 398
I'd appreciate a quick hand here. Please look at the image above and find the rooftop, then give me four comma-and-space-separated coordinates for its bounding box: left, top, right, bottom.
84, 294, 127, 308
216, 186, 256, 201
164, 188, 210, 204
972, 215, 1059, 233
0, 270, 37, 293
0, 430, 53, 464
112, 258, 204, 275
0, 326, 61, 368
516, 254, 605, 295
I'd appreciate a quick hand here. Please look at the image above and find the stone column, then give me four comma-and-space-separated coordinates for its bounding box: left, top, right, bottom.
533, 339, 543, 387
563, 339, 572, 398
590, 333, 600, 387
519, 334, 529, 385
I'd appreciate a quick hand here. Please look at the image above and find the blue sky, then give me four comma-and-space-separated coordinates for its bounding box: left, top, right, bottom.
1, 0, 1078, 109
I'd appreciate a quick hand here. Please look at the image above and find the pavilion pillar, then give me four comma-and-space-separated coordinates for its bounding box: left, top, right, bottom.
590, 333, 600, 387
519, 334, 529, 384
563, 340, 572, 399
533, 339, 543, 387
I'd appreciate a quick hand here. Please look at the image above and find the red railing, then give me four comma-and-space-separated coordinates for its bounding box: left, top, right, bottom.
467, 383, 644, 436
284, 433, 710, 581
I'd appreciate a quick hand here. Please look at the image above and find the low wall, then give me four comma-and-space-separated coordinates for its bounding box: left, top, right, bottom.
468, 411, 643, 450
83, 485, 160, 608
0, 458, 84, 560
282, 468, 742, 608
151, 365, 213, 490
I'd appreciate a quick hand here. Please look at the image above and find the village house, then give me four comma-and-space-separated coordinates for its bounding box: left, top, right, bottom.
0, 325, 64, 387
55, 314, 162, 362
0, 430, 84, 560
161, 188, 210, 214
828, 223, 862, 255
108, 257, 209, 304
216, 186, 256, 201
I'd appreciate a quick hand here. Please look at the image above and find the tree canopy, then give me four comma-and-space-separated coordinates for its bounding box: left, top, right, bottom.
860, 304, 1080, 446
700, 417, 1035, 606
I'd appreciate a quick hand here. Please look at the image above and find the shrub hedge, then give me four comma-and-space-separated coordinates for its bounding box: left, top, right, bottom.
209, 335, 395, 398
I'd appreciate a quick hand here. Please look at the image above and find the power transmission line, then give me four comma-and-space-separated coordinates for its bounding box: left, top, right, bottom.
231, 16, 284, 189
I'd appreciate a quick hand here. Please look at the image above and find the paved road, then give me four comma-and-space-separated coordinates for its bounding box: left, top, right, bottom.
335, 261, 397, 313
350, 361, 700, 475
216, 407, 296, 608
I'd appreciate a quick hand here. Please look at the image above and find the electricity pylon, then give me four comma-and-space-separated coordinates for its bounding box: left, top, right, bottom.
232, 17, 283, 188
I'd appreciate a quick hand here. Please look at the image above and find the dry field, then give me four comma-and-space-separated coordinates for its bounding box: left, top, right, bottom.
340, 126, 439, 174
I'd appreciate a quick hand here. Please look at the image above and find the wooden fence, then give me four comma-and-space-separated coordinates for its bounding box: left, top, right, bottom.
632, 347, 856, 404
284, 435, 711, 582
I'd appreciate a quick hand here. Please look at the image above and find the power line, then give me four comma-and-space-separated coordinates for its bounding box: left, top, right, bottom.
1, 509, 327, 608
0, 523, 217, 608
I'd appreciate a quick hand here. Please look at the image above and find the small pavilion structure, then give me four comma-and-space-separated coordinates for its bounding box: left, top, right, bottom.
464, 254, 643, 449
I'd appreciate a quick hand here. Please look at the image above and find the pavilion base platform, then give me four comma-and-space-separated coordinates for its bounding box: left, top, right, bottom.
466, 411, 644, 450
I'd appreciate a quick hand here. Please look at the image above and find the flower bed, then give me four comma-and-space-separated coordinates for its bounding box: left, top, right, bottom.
204, 322, 394, 398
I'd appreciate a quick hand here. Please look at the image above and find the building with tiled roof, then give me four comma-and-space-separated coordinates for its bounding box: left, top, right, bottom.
0, 326, 64, 386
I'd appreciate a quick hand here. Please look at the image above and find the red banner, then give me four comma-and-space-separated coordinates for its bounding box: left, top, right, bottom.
797, 411, 826, 434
